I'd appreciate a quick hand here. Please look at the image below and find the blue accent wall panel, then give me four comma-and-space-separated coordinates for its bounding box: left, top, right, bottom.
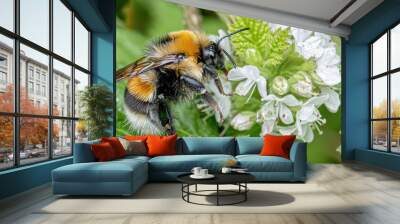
343, 44, 369, 159
343, 0, 400, 171
0, 158, 72, 199
355, 149, 400, 172
91, 0, 115, 135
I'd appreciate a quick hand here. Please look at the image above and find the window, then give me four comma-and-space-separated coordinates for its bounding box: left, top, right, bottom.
0, 0, 14, 32
28, 81, 34, 94
0, 54, 7, 67
20, 0, 49, 48
35, 70, 40, 81
0, 54, 7, 85
0, 0, 91, 170
0, 35, 13, 112
74, 18, 90, 70
42, 85, 46, 97
35, 83, 40, 95
0, 71, 6, 83
370, 23, 400, 154
28, 67, 34, 80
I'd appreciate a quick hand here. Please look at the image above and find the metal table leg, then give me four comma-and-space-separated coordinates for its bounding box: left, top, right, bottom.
216, 184, 219, 206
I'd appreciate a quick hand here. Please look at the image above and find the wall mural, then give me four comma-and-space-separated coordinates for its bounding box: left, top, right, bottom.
116, 0, 342, 163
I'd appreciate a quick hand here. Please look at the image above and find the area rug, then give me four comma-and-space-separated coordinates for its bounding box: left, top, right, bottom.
37, 183, 362, 214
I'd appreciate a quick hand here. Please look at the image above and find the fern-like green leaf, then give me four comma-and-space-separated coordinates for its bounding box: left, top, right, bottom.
265, 27, 291, 67
228, 17, 270, 60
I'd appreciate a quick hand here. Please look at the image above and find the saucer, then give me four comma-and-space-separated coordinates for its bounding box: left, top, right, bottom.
190, 174, 215, 179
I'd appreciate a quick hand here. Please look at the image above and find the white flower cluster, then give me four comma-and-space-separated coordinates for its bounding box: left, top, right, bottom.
206, 27, 341, 143
292, 28, 341, 86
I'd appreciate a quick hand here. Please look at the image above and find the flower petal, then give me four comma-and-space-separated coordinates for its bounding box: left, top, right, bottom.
255, 76, 268, 100
297, 105, 318, 123
227, 67, 247, 81
259, 101, 279, 121
242, 65, 261, 79
276, 124, 297, 135
316, 65, 341, 86
321, 87, 340, 113
302, 124, 314, 143
279, 103, 294, 124
235, 79, 255, 96
280, 94, 302, 107
262, 120, 275, 135
304, 95, 329, 108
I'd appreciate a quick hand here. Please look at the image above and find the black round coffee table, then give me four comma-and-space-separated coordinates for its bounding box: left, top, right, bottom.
177, 173, 255, 206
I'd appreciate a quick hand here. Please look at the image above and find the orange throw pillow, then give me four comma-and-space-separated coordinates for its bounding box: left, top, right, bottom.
101, 137, 126, 158
91, 142, 117, 161
146, 135, 177, 157
260, 134, 296, 159
124, 135, 148, 141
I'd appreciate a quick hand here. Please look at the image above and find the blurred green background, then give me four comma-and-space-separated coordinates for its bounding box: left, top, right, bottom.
116, 0, 341, 163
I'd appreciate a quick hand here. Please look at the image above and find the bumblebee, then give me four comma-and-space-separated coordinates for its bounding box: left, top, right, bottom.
117, 28, 249, 134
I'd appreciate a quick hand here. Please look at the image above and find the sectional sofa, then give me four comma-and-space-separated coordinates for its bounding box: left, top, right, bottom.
52, 137, 307, 196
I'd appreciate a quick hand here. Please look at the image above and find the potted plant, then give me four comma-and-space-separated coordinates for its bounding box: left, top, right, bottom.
79, 84, 113, 140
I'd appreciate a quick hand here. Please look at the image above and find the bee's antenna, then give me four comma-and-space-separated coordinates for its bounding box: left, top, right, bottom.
217, 27, 249, 46
222, 49, 237, 68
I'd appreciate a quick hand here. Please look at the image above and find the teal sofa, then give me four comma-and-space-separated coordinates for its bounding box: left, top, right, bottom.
52, 137, 307, 196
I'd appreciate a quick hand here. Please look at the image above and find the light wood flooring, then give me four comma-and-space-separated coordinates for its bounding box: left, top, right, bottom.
1, 162, 400, 224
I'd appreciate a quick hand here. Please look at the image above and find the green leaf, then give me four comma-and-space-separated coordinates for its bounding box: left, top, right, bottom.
170, 100, 220, 137
265, 27, 291, 68
228, 16, 270, 61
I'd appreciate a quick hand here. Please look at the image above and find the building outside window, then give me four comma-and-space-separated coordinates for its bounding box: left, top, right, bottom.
41, 85, 46, 97
28, 81, 34, 94
370, 23, 400, 154
28, 66, 34, 80
0, 0, 91, 170
0, 54, 7, 90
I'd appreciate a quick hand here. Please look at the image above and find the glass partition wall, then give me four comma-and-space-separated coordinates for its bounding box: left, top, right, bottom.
370, 23, 400, 153
0, 0, 91, 170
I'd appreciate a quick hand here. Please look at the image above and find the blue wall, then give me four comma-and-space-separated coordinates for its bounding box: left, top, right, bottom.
0, 0, 115, 200
343, 0, 400, 171
91, 0, 116, 135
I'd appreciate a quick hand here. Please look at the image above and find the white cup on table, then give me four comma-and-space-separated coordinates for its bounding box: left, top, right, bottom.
221, 167, 232, 174
191, 167, 202, 176
199, 169, 208, 176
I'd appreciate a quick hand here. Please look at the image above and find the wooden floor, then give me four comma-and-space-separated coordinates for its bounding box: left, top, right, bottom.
1, 162, 400, 224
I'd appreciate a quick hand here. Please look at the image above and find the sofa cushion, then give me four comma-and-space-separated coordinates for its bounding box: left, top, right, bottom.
236, 155, 293, 172
236, 137, 263, 155
101, 137, 127, 158
147, 135, 177, 157
53, 158, 147, 183
179, 137, 235, 155
149, 154, 235, 172
73, 140, 100, 163
260, 134, 296, 159
91, 142, 118, 162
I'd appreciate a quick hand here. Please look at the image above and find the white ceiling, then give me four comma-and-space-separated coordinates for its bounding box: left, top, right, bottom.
225, 0, 353, 23
167, 0, 384, 37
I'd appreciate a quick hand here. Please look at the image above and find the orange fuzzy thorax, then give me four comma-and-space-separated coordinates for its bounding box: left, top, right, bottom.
151, 30, 211, 59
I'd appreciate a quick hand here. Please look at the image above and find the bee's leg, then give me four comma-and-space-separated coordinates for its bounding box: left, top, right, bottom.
181, 75, 224, 123
148, 104, 167, 133
159, 99, 175, 135
204, 65, 232, 96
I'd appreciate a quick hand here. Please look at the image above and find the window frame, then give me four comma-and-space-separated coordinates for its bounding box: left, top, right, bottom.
0, 0, 92, 171
370, 21, 400, 154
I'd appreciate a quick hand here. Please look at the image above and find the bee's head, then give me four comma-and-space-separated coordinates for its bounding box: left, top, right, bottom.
202, 28, 249, 70
202, 43, 225, 70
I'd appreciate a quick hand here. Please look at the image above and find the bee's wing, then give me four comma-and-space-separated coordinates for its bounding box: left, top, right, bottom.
116, 55, 184, 81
